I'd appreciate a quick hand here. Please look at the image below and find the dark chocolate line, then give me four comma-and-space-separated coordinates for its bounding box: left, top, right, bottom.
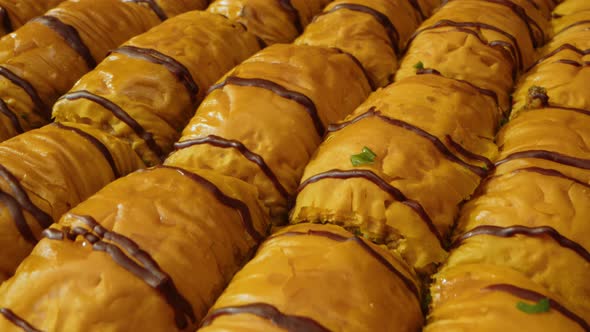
495, 150, 590, 170
416, 68, 501, 108
0, 191, 36, 244
270, 229, 421, 301
527, 44, 590, 72
0, 308, 42, 332
408, 0, 426, 20
54, 214, 195, 329
452, 224, 590, 263
112, 46, 199, 105
200, 303, 330, 331
327, 108, 488, 177
297, 169, 443, 245
157, 165, 265, 242
445, 135, 495, 170
123, 0, 167, 21
554, 20, 590, 37
174, 135, 289, 199
322, 3, 400, 54
0, 66, 49, 119
509, 167, 590, 189
52, 122, 120, 178
207, 76, 324, 137
551, 59, 590, 67
31, 16, 96, 69
60, 90, 164, 159
407, 19, 522, 70
0, 7, 13, 34
0, 164, 53, 229
0, 98, 23, 134
485, 284, 590, 332
278, 0, 303, 33
442, 0, 542, 47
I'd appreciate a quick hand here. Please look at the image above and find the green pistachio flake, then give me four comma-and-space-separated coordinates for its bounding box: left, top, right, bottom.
350, 146, 377, 167
516, 298, 550, 314
414, 61, 425, 70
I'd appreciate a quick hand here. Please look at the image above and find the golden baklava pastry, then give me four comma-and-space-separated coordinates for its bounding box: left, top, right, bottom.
198, 223, 422, 332
290, 73, 500, 274
550, 0, 590, 36
166, 44, 372, 220
0, 122, 143, 281
426, 264, 589, 332
396, 0, 548, 111
207, 0, 329, 45
0, 0, 63, 36
0, 0, 205, 142
53, 10, 261, 165
294, 0, 427, 87
0, 166, 269, 331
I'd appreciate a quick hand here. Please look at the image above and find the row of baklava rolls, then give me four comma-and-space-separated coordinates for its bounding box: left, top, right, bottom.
0, 0, 340, 282
0, 0, 439, 330
425, 0, 590, 331
199, 0, 567, 331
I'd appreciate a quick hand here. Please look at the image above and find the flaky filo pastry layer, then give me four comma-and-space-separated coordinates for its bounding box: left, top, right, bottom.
197, 223, 422, 332
0, 10, 262, 282
290, 73, 501, 274
0, 0, 63, 36
0, 0, 206, 142
167, 44, 372, 220
0, 166, 270, 332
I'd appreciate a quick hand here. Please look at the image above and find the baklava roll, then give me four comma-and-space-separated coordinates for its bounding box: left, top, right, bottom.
290, 73, 500, 274
53, 10, 261, 165
294, 0, 428, 87
443, 105, 590, 322
0, 0, 205, 142
0, 122, 143, 280
198, 223, 422, 332
396, 0, 549, 112
166, 44, 372, 220
207, 0, 330, 45
0, 0, 63, 36
0, 166, 269, 331
425, 264, 589, 332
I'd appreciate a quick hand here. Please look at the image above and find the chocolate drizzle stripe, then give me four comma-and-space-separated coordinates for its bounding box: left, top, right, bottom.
0, 308, 41, 332
123, 0, 167, 21
157, 165, 265, 242
442, 0, 543, 47
44, 213, 195, 329
297, 169, 443, 245
322, 3, 400, 54
31, 16, 96, 69
0, 164, 53, 229
407, 20, 523, 70
174, 135, 289, 199
416, 68, 502, 109
269, 229, 421, 300
552, 59, 590, 67
452, 225, 590, 263
408, 0, 426, 20
0, 66, 49, 119
528, 44, 590, 72
0, 192, 36, 244
484, 284, 590, 331
200, 303, 330, 331
208, 76, 324, 136
112, 46, 199, 105
509, 167, 590, 189
52, 122, 120, 178
445, 135, 495, 170
60, 90, 164, 159
278, 0, 303, 33
0, 7, 12, 34
495, 150, 590, 170
327, 108, 488, 177
0, 98, 23, 134
554, 20, 590, 37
